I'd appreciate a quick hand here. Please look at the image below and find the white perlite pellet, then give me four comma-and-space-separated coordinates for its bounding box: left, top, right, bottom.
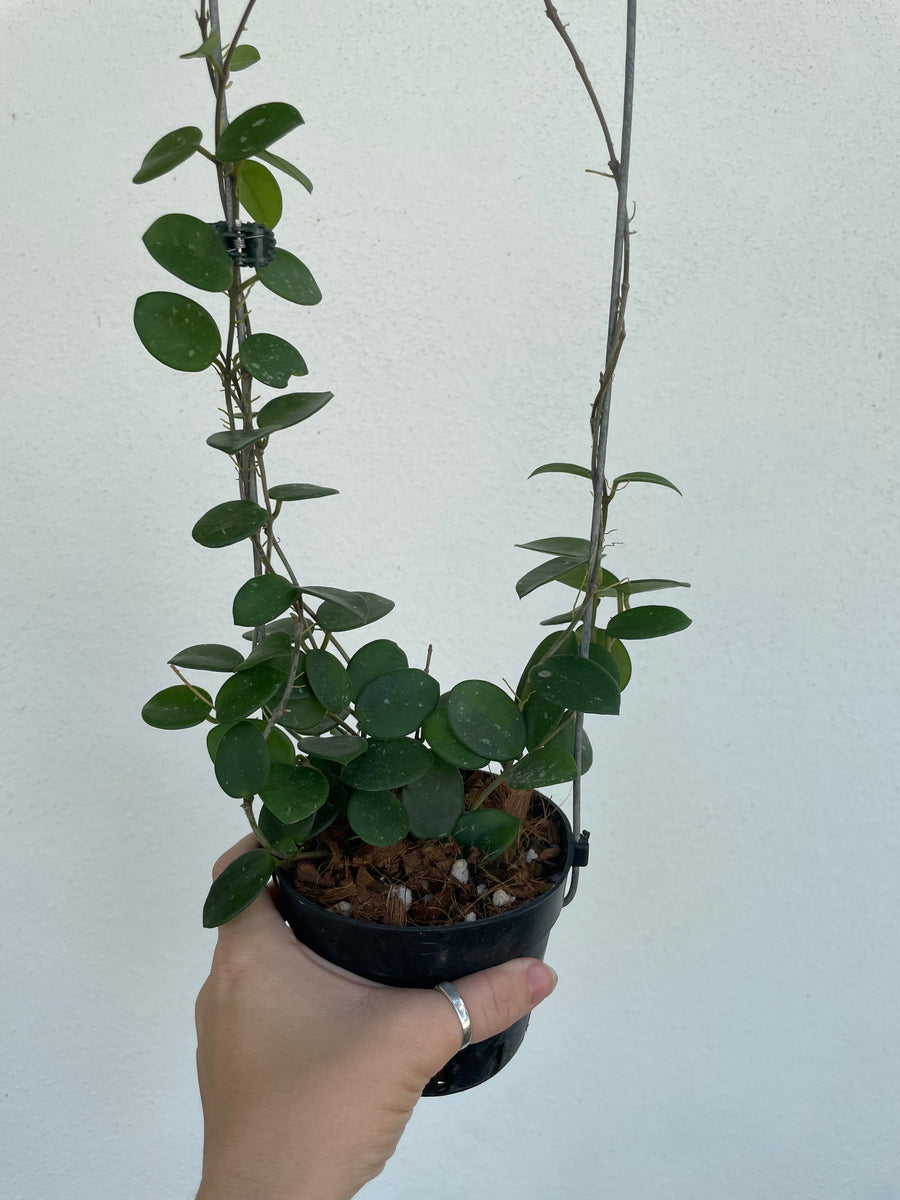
476, 883, 488, 897
492, 889, 514, 908
465, 912, 477, 922
389, 884, 413, 910
525, 849, 539, 864
330, 901, 353, 916
450, 859, 470, 885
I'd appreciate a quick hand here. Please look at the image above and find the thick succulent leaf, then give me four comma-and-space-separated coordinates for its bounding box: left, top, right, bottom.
355, 669, 440, 739
258, 249, 322, 305
228, 44, 260, 71
207, 718, 294, 766
192, 500, 268, 548
134, 292, 220, 372
236, 632, 298, 673
305, 649, 352, 713
239, 332, 307, 388
517, 536, 592, 558
316, 590, 394, 632
232, 574, 298, 626
277, 680, 327, 732
215, 662, 285, 722
516, 555, 587, 599
294, 734, 368, 763
341, 738, 433, 792
216, 102, 304, 162
545, 721, 593, 775
308, 790, 346, 837
612, 470, 682, 496
300, 585, 367, 619
267, 483, 338, 502
401, 759, 464, 839
347, 790, 409, 847
506, 744, 578, 789
516, 630, 579, 701
606, 637, 632, 689
259, 763, 329, 823
213, 720, 271, 797
142, 213, 233, 291
141, 684, 211, 729
257, 148, 313, 193
180, 32, 219, 60
347, 640, 409, 700
168, 644, 244, 672
522, 692, 566, 749
587, 642, 621, 687
203, 848, 275, 927
258, 805, 314, 854
452, 809, 521, 861
133, 126, 202, 184
614, 578, 691, 596
528, 461, 592, 480
446, 680, 526, 761
605, 605, 692, 640
256, 391, 333, 432
239, 159, 282, 227
422, 697, 489, 770
206, 427, 270, 455
528, 654, 620, 715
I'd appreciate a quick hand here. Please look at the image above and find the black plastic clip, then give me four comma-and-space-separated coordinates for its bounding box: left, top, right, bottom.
572, 829, 590, 869
211, 221, 277, 269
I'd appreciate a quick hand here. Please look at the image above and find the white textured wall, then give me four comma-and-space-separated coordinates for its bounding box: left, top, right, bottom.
2, 1, 899, 1196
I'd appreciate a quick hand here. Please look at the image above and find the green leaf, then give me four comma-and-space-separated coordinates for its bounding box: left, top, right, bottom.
216, 102, 304, 162
341, 738, 433, 791
558, 565, 620, 594
268, 483, 338, 502
529, 654, 620, 715
606, 636, 632, 689
516, 630, 579, 701
180, 32, 219, 60
258, 249, 322, 305
516, 555, 587, 599
308, 790, 346, 837
168, 644, 244, 672
517, 536, 592, 558
300, 586, 367, 619
452, 809, 521, 860
545, 721, 593, 775
587, 642, 620, 687
192, 500, 268, 548
355, 669, 440, 739
401, 759, 464, 839
133, 126, 202, 184
528, 462, 592, 481
422, 697, 489, 770
228, 44, 260, 71
239, 159, 282, 227
232, 574, 298, 626
522, 692, 565, 749
213, 720, 271, 797
316, 591, 394, 632
241, 618, 298, 641
259, 805, 315, 854
141, 684, 212, 729
203, 848, 275, 927
134, 292, 220, 372
206, 427, 270, 455
215, 663, 285, 723
256, 391, 333, 432
257, 148, 313, 193
347, 789, 409, 847
277, 680, 327, 732
613, 578, 691, 596
265, 725, 296, 765
259, 763, 329, 823
295, 734, 368, 763
142, 213, 233, 292
605, 605, 692, 640
236, 632, 298, 673
347, 640, 409, 701
506, 744, 578, 789
305, 649, 352, 713
239, 333, 307, 388
446, 680, 526, 761
612, 470, 682, 496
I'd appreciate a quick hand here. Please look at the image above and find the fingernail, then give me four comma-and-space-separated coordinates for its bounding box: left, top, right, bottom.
527, 961, 559, 1004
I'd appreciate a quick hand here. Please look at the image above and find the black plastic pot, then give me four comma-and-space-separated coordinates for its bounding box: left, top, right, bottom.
273, 794, 575, 1095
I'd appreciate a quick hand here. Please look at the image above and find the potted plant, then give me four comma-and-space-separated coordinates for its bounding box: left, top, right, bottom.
137, 0, 689, 1094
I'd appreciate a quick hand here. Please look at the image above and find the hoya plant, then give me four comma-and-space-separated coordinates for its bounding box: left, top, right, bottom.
137, 0, 690, 927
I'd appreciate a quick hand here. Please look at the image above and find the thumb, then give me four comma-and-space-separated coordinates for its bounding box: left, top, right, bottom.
431, 957, 559, 1055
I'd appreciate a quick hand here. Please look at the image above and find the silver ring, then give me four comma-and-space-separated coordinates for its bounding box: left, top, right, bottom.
434, 981, 472, 1049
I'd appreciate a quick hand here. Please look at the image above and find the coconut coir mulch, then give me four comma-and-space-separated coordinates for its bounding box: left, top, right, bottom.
286, 772, 565, 926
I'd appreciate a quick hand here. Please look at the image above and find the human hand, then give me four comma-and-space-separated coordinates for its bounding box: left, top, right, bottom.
195, 835, 559, 1200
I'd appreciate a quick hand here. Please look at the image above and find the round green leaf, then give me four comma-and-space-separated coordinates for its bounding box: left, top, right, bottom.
142, 213, 233, 291
545, 721, 593, 774
141, 684, 211, 729
305, 649, 352, 713
192, 500, 268, 548
215, 663, 285, 723
515, 555, 587, 599
207, 427, 270, 455
239, 159, 282, 227
422, 698, 489, 769
256, 391, 333, 432
606, 637, 632, 690
452, 809, 521, 860
232, 574, 297, 626
213, 720, 271, 797
341, 738, 433, 791
347, 789, 410, 847
605, 605, 692, 640
522, 692, 565, 750
528, 655, 620, 715
401, 759, 464, 839
517, 631, 579, 700
134, 291, 220, 372
267, 483, 338, 502
202, 849, 275, 928
347, 640, 409, 700
258, 805, 315, 855
259, 763, 329, 823
236, 632, 298, 673
239, 332, 307, 387
295, 734, 368, 763
316, 590, 395, 632
446, 680, 526, 761
506, 744, 578, 790
258, 249, 322, 305
257, 148, 313, 193
587, 642, 621, 686
228, 44, 261, 72
168, 644, 244, 672
207, 719, 295, 764
355, 669, 440, 739
277, 680, 327, 732
133, 126, 202, 184
216, 102, 304, 162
